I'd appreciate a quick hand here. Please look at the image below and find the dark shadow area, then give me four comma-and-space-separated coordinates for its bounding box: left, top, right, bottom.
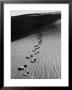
11, 13, 61, 42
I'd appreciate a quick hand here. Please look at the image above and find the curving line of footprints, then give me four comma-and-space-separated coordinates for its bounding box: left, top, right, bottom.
12, 32, 43, 79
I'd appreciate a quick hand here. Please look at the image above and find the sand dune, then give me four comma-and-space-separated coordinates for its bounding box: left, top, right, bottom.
11, 29, 61, 79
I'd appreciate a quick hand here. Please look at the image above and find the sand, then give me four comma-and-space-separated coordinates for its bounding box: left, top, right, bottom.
11, 28, 61, 79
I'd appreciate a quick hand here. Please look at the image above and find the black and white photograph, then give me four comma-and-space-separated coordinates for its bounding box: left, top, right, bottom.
4, 4, 69, 86
11, 11, 61, 79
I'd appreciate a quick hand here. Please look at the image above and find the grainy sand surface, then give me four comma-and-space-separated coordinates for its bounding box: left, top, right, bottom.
11, 28, 61, 79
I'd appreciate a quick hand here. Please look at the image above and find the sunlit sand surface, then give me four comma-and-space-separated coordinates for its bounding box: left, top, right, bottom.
11, 27, 61, 79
